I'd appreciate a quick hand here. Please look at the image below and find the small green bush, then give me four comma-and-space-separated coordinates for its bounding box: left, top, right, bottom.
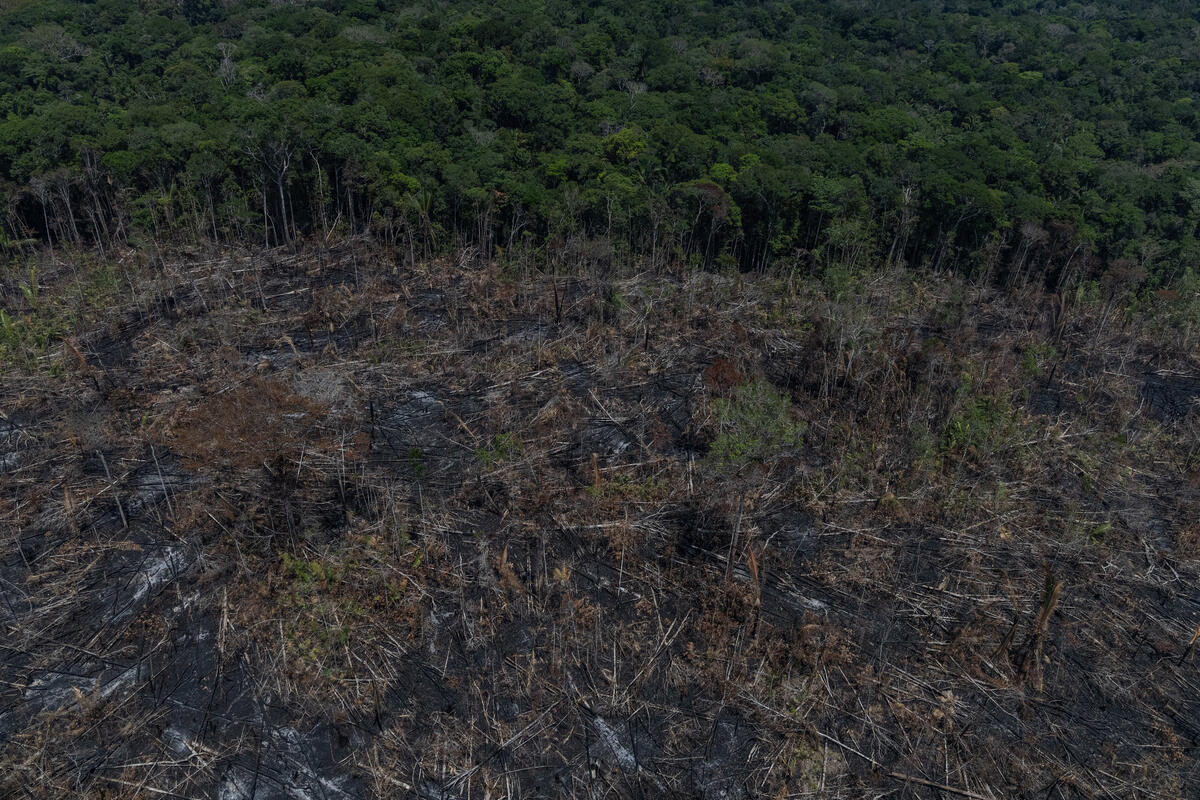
475, 432, 518, 467
943, 394, 1017, 461
707, 379, 805, 470
1020, 342, 1057, 376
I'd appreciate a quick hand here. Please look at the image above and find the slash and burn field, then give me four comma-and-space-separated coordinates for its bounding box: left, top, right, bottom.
1, 243, 1198, 798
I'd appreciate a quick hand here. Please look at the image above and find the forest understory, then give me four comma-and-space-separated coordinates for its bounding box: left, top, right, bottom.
1, 241, 1199, 799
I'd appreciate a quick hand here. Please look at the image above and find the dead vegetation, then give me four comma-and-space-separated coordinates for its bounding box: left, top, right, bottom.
1, 241, 1199, 798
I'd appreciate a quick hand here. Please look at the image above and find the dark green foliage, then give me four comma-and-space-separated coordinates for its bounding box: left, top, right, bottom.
475, 432, 518, 467
943, 395, 1018, 463
706, 379, 805, 470
2, 0, 1200, 286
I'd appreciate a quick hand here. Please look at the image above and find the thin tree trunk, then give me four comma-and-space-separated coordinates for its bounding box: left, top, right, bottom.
263, 177, 271, 248
277, 173, 289, 244
208, 185, 219, 243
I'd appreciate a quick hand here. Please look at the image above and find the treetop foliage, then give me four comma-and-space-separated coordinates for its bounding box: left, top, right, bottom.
3, 0, 1199, 284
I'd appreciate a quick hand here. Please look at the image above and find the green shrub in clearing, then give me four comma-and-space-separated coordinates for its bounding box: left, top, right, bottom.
943, 394, 1018, 463
475, 432, 518, 467
707, 379, 805, 470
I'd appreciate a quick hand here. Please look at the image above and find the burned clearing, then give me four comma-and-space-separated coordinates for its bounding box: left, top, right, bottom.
2, 243, 1199, 799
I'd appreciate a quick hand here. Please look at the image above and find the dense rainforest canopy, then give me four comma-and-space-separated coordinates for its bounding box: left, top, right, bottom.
2, 0, 1200, 287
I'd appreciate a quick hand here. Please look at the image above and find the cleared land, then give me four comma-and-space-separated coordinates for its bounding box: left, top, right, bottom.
1, 244, 1199, 798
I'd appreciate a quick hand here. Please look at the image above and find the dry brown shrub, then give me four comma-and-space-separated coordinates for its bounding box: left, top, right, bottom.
703, 357, 743, 395
494, 545, 526, 596
304, 284, 354, 329
1178, 519, 1200, 558
168, 376, 326, 471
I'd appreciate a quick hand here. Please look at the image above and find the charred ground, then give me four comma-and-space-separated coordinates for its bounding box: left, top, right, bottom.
1, 243, 1199, 799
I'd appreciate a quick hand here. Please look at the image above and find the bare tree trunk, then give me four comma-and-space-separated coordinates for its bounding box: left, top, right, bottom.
262, 178, 271, 248
313, 154, 329, 240
276, 173, 289, 244
58, 182, 82, 245
208, 185, 219, 243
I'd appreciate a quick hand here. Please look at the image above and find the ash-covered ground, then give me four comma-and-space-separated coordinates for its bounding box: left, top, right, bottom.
2, 243, 1198, 798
